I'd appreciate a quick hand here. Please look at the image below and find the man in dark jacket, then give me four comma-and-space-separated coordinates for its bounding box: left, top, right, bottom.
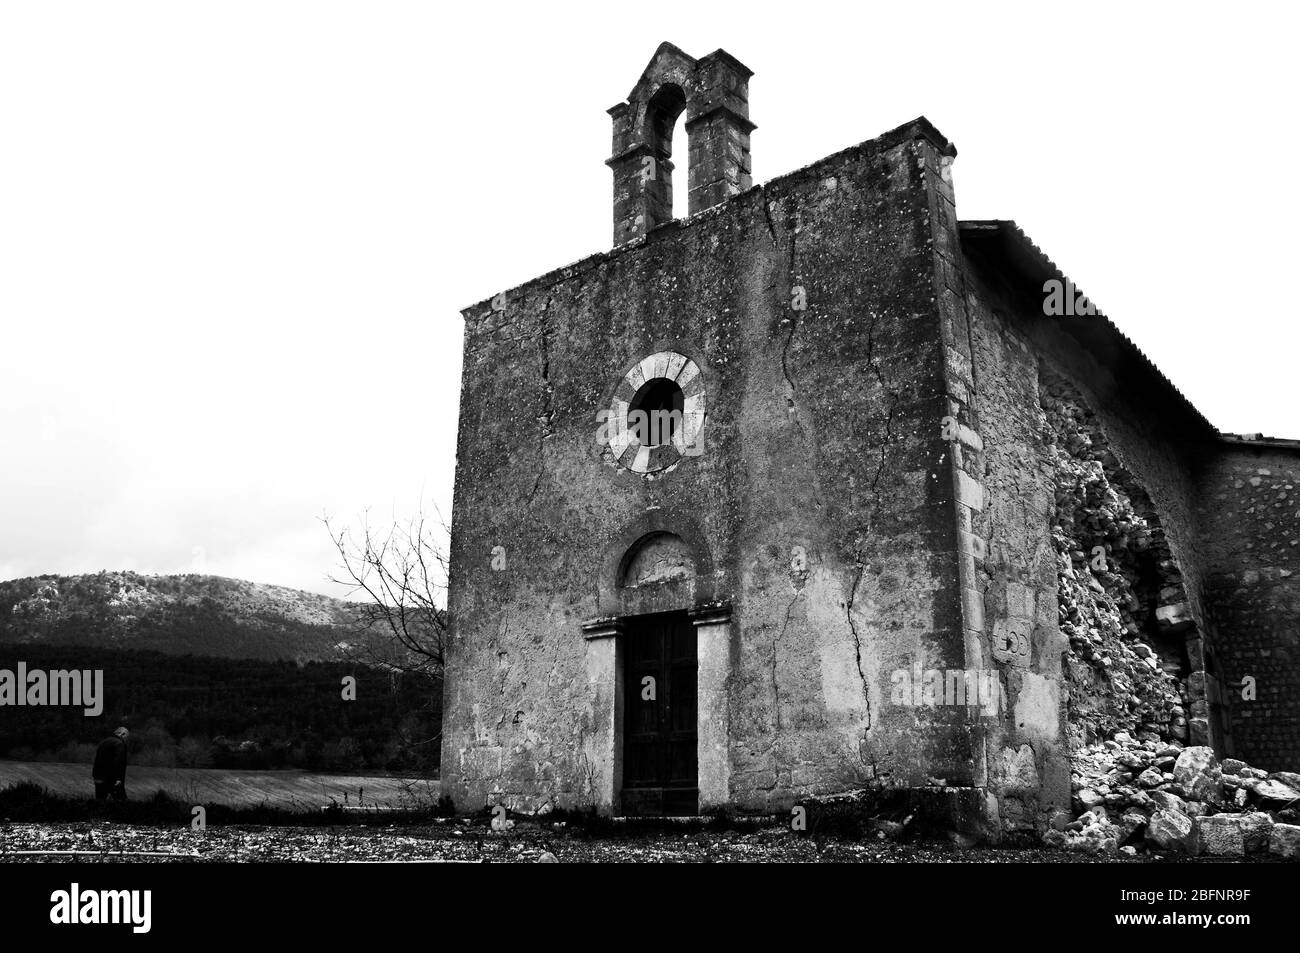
92, 727, 129, 800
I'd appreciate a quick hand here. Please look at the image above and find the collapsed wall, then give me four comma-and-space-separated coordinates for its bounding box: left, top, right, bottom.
1041, 369, 1300, 857
1040, 368, 1197, 750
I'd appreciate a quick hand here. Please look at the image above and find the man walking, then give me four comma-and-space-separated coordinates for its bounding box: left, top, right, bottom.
92, 727, 129, 801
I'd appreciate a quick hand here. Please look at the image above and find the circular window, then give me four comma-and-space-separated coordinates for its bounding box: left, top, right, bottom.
628, 378, 684, 445
601, 350, 705, 475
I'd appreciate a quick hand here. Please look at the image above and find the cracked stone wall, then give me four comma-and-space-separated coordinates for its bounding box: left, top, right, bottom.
1012, 346, 1249, 770
947, 272, 1071, 833
954, 239, 1274, 827
970, 296, 1221, 696
954, 243, 1300, 779
441, 120, 971, 814
1199, 448, 1300, 769
948, 251, 1255, 830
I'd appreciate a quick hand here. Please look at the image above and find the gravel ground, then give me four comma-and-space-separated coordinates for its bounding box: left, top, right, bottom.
0, 820, 1209, 862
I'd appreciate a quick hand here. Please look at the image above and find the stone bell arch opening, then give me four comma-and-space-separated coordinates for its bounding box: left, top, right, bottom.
644, 84, 687, 222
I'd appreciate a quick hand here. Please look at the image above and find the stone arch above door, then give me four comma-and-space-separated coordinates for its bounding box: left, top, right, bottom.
619, 532, 695, 589
597, 514, 717, 617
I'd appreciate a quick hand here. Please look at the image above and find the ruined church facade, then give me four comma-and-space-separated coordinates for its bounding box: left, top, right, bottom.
441, 43, 1300, 835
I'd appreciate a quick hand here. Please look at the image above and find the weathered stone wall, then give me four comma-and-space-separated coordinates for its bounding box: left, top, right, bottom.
953, 230, 1300, 802
956, 234, 1300, 786
945, 267, 1071, 834
948, 236, 1274, 829
441, 120, 971, 815
1198, 447, 1300, 769
734, 124, 967, 806
966, 263, 1221, 631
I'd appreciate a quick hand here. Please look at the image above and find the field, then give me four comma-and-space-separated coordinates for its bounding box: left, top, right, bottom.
0, 761, 438, 811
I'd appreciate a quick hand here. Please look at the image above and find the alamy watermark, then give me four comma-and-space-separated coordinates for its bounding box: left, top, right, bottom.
595, 407, 704, 456
50, 883, 151, 933
889, 664, 1006, 716
1042, 277, 1097, 317
0, 663, 103, 716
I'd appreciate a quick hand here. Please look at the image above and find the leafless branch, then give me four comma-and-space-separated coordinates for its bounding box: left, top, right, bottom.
322, 502, 450, 677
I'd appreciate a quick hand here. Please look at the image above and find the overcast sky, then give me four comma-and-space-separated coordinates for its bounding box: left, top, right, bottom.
2, 2, 1296, 597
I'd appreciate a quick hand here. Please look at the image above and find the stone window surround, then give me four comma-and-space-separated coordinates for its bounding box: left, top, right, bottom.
601, 349, 706, 475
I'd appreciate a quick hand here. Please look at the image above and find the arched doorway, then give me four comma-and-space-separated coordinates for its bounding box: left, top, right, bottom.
581, 524, 732, 817
618, 533, 698, 815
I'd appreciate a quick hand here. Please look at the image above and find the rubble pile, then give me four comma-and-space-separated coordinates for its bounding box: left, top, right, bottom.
1040, 374, 1190, 749
1050, 736, 1300, 858
1040, 371, 1299, 858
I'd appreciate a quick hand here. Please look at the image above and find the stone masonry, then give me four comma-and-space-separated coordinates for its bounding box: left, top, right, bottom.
440, 43, 1299, 839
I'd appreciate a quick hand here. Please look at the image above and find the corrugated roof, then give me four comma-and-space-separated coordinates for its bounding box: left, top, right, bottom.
957, 219, 1256, 443
1219, 433, 1300, 451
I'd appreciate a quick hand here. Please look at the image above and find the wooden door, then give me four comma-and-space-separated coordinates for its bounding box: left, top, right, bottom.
622, 611, 697, 816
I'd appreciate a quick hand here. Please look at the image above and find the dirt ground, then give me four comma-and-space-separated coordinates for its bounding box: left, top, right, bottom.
0, 819, 1230, 863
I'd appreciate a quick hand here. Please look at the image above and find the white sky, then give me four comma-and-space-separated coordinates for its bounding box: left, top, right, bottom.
2, 2, 1296, 597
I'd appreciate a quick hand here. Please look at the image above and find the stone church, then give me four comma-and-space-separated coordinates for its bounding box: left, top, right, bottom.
440, 43, 1300, 835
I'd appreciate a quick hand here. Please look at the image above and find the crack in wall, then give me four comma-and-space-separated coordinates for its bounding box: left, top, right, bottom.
862, 307, 899, 510
772, 201, 808, 440
766, 195, 823, 513
843, 308, 900, 732
845, 563, 872, 729
526, 295, 556, 508
760, 192, 778, 247
771, 589, 804, 732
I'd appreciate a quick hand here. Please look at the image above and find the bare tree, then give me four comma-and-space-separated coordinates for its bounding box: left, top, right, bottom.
323, 506, 449, 677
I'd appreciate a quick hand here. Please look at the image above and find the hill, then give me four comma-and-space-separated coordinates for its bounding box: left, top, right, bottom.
0, 571, 369, 662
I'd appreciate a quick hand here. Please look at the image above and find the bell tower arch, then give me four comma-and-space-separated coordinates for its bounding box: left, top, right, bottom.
605, 42, 756, 245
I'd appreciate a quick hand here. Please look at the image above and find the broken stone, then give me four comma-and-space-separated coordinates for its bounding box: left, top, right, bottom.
1252, 779, 1300, 804
1146, 809, 1196, 853
1173, 747, 1222, 804
1149, 791, 1187, 815
1269, 824, 1300, 860
1077, 788, 1105, 810
1194, 815, 1244, 857
1116, 812, 1147, 844
1271, 771, 1300, 790
1238, 812, 1275, 855
1137, 768, 1164, 788
1128, 790, 1153, 811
